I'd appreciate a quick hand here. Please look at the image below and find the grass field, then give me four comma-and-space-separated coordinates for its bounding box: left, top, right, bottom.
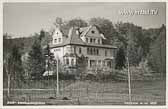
3, 79, 166, 105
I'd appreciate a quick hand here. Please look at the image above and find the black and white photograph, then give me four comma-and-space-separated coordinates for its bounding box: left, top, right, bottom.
2, 1, 166, 106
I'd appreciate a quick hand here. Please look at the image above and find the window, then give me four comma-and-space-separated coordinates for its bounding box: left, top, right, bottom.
87, 48, 89, 54
98, 60, 101, 65
90, 48, 93, 55
91, 30, 95, 34
98, 39, 100, 44
97, 49, 99, 55
59, 38, 61, 42
66, 58, 69, 65
79, 47, 82, 54
103, 61, 105, 66
111, 50, 113, 56
90, 60, 96, 67
86, 38, 88, 43
90, 38, 92, 43
71, 59, 74, 66
87, 48, 100, 55
67, 47, 71, 52
93, 48, 96, 55
105, 50, 107, 56
74, 46, 76, 53
93, 39, 96, 43
87, 48, 99, 55
55, 39, 57, 43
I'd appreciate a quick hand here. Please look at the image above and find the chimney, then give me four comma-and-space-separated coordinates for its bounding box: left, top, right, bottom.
68, 27, 73, 37
76, 27, 80, 35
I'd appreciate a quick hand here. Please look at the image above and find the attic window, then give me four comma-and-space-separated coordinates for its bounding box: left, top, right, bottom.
90, 38, 92, 43
55, 39, 57, 43
91, 30, 95, 34
79, 47, 82, 54
86, 38, 88, 42
59, 38, 61, 42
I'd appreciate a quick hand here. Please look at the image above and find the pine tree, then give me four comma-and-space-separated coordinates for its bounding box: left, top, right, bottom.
27, 39, 45, 80
115, 47, 126, 69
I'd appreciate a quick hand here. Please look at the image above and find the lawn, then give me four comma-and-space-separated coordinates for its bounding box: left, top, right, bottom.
3, 79, 166, 105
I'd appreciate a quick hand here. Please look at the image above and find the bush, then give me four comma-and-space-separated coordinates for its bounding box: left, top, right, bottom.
113, 60, 155, 81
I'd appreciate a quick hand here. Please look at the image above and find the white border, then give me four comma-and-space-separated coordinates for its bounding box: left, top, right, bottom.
0, 0, 167, 108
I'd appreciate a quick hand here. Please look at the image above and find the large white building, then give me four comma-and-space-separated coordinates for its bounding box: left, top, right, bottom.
49, 25, 117, 74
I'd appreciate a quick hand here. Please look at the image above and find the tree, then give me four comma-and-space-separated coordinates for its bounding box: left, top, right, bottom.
115, 22, 144, 66
3, 45, 23, 96
39, 30, 45, 41
27, 38, 45, 80
77, 55, 88, 77
148, 25, 166, 77
54, 17, 63, 27
3, 34, 25, 97
115, 47, 126, 69
40, 30, 52, 46
44, 44, 55, 74
67, 18, 88, 28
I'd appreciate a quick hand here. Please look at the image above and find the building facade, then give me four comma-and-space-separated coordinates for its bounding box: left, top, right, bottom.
49, 25, 117, 74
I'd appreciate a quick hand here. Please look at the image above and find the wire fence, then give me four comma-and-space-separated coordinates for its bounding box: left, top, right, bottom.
3, 79, 165, 105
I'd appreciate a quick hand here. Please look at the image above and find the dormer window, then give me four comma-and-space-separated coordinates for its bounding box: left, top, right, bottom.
55, 39, 57, 43
59, 38, 61, 42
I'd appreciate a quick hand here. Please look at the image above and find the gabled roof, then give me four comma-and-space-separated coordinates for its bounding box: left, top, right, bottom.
63, 27, 86, 45
79, 25, 105, 39
50, 27, 85, 48
80, 25, 92, 37
50, 25, 117, 49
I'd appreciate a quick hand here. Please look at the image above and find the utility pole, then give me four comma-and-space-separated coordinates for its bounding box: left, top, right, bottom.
127, 51, 131, 102
127, 29, 132, 102
56, 58, 59, 96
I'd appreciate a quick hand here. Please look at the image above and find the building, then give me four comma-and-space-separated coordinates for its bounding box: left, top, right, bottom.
49, 25, 117, 74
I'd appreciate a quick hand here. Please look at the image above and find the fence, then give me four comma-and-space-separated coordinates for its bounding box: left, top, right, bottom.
3, 78, 165, 105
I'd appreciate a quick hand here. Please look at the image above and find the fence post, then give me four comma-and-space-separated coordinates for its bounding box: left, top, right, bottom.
7, 74, 11, 98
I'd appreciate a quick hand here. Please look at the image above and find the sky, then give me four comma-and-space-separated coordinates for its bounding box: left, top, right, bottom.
3, 2, 166, 38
